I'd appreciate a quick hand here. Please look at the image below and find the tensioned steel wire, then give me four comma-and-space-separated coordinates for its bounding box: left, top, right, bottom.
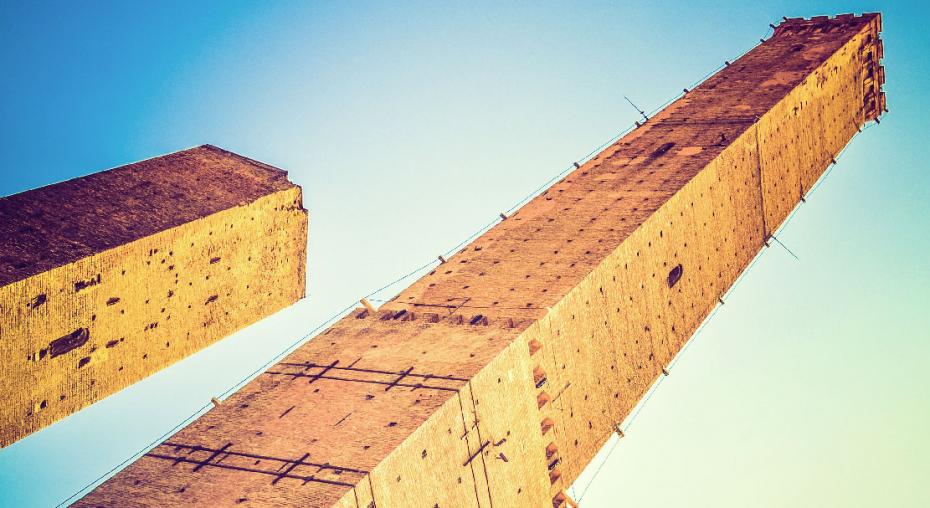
56, 22, 886, 507
572, 58, 885, 508
573, 122, 879, 507
54, 25, 771, 508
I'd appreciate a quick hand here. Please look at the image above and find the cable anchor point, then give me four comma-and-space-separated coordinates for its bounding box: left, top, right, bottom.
360, 298, 378, 314
614, 423, 625, 438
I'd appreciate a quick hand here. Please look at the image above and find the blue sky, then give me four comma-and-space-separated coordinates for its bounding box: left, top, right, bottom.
1, 1, 928, 506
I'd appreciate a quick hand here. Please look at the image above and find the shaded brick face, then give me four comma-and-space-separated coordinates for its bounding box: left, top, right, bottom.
76, 14, 884, 508
0, 145, 307, 447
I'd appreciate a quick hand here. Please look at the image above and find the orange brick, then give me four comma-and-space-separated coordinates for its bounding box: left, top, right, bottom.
0, 145, 307, 447
75, 13, 884, 507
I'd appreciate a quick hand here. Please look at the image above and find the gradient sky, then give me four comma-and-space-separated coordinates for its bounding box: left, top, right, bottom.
1, 1, 928, 507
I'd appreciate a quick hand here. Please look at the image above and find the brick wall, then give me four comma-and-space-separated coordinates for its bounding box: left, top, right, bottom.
76, 13, 884, 508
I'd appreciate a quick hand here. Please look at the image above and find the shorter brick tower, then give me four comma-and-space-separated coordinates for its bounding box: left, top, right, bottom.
0, 145, 308, 447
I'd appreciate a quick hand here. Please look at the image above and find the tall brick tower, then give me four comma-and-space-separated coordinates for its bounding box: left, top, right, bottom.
74, 13, 885, 508
0, 145, 307, 448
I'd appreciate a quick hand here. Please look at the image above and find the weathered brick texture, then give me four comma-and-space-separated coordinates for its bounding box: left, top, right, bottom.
0, 145, 307, 447
75, 13, 884, 508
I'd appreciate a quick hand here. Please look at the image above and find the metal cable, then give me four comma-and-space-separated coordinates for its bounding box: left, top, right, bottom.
55, 21, 884, 507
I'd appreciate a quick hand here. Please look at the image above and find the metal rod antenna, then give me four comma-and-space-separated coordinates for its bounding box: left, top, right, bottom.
624, 95, 649, 122
771, 235, 800, 261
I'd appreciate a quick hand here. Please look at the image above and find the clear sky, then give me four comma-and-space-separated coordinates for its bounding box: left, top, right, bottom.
0, 1, 927, 506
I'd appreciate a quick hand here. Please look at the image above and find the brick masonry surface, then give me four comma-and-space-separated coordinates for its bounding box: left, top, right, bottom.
75, 13, 884, 508
0, 145, 308, 447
